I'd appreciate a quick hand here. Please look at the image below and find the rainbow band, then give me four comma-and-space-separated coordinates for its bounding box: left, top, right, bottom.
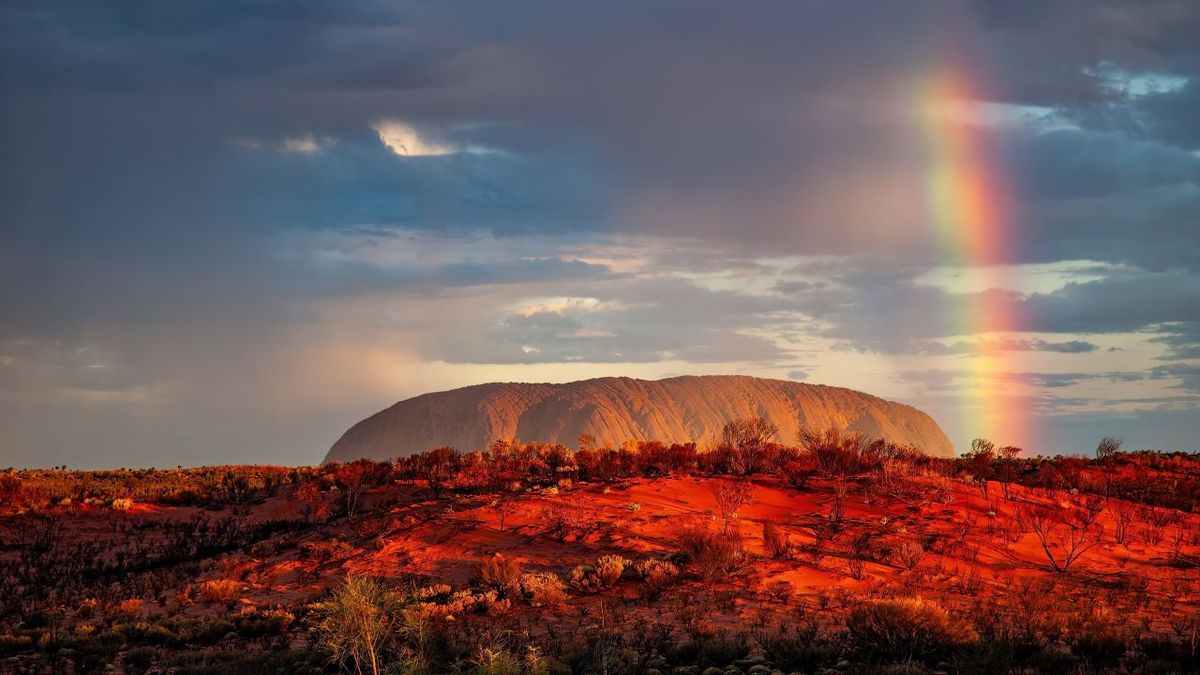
922, 72, 1031, 452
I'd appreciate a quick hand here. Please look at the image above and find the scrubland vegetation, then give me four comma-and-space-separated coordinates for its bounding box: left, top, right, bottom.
2, 423, 1200, 673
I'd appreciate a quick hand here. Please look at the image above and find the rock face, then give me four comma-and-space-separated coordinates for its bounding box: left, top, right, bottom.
324, 375, 955, 463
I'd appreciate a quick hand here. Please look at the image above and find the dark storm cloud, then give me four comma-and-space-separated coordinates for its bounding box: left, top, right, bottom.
4, 0, 1199, 264
3, 0, 1200, 465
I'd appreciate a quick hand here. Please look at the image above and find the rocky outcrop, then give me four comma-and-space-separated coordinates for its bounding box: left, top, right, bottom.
324, 375, 955, 463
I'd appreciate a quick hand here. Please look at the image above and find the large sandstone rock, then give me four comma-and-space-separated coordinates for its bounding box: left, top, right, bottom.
324, 375, 954, 463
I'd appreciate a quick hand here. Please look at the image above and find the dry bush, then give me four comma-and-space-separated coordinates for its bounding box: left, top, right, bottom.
843, 532, 875, 580
762, 520, 792, 559
781, 453, 818, 490
636, 440, 698, 475
519, 571, 568, 607
766, 579, 794, 605
678, 521, 747, 582
796, 428, 884, 478
288, 481, 328, 522
634, 558, 679, 600
1112, 499, 1136, 545
710, 479, 755, 523
116, 598, 143, 616
541, 498, 600, 543
302, 538, 356, 565
197, 579, 239, 605
846, 597, 964, 663
568, 554, 629, 592
489, 495, 518, 532
720, 416, 780, 475
111, 497, 134, 511
594, 554, 629, 587
1018, 503, 1103, 573
892, 540, 925, 571
480, 555, 522, 597
1139, 504, 1180, 545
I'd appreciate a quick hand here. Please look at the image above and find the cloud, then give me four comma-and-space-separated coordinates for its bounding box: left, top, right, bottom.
918, 337, 1100, 355
371, 121, 456, 157
282, 134, 337, 154
3, 0, 1200, 465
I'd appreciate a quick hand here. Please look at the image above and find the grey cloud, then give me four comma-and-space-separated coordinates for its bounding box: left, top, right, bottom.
431, 275, 796, 365
1150, 363, 1200, 393
918, 337, 1100, 355
4, 0, 1200, 465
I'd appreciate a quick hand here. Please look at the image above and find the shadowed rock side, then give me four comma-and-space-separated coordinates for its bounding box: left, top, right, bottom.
324, 375, 955, 463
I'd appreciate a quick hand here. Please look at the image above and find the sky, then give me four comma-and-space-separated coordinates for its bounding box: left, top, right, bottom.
2, 1, 1199, 468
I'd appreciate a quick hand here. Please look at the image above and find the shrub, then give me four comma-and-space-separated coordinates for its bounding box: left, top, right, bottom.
117, 598, 144, 616
567, 564, 595, 592
634, 558, 679, 599
797, 428, 885, 478
766, 579, 794, 604
301, 539, 355, 565
197, 579, 239, 605
594, 554, 629, 587
570, 554, 629, 592
519, 572, 568, 607
289, 481, 328, 522
541, 499, 599, 543
892, 540, 925, 571
781, 455, 818, 490
111, 497, 134, 511
846, 597, 962, 664
480, 555, 523, 597
762, 520, 792, 559
1070, 626, 1127, 670
317, 576, 399, 675
678, 522, 746, 582
471, 644, 553, 675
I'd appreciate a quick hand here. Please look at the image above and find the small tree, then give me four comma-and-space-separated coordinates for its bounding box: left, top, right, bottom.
1111, 499, 1136, 545
490, 495, 517, 532
710, 479, 755, 527
417, 447, 459, 498
1018, 503, 1103, 573
333, 462, 369, 517
721, 416, 779, 475
994, 445, 1022, 500
1096, 436, 1123, 460
962, 438, 996, 498
289, 481, 328, 522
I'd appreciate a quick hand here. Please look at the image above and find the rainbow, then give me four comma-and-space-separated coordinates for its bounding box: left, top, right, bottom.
920, 70, 1033, 453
